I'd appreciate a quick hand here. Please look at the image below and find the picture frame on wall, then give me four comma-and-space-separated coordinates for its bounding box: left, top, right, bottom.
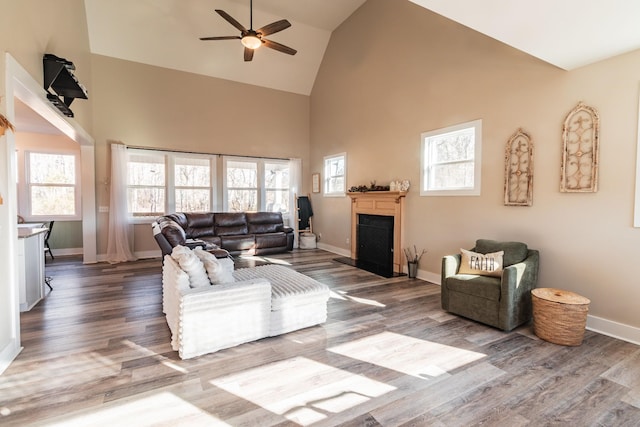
312, 173, 320, 193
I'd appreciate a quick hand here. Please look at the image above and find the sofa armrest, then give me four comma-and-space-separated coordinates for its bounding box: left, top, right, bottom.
501, 250, 539, 297
442, 254, 461, 279
440, 254, 461, 310
499, 249, 540, 329
279, 225, 294, 234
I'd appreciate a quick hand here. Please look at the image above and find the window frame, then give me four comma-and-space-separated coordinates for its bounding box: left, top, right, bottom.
222, 156, 292, 214
126, 149, 216, 221
23, 149, 81, 221
323, 152, 347, 197
420, 119, 482, 196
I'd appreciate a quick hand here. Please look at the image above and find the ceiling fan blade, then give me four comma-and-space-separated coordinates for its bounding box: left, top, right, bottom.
215, 9, 247, 33
199, 36, 241, 41
257, 19, 291, 37
262, 39, 297, 56
244, 47, 254, 62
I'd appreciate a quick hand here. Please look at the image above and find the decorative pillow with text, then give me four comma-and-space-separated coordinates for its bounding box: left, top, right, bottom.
458, 248, 504, 277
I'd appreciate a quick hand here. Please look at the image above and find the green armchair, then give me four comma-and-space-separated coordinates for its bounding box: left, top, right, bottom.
441, 239, 539, 331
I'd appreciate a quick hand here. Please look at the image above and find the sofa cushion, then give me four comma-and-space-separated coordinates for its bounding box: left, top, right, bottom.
171, 245, 210, 288
458, 248, 504, 277
193, 247, 234, 284
220, 235, 256, 253
247, 212, 283, 234
255, 232, 287, 249
185, 213, 215, 238
214, 213, 248, 236
475, 239, 528, 267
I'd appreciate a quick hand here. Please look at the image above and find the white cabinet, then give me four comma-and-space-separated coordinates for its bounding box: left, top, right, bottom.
17, 227, 46, 312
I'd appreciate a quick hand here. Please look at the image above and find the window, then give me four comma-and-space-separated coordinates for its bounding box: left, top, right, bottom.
174, 157, 211, 212
323, 153, 346, 196
265, 162, 290, 213
127, 150, 215, 218
223, 157, 291, 214
26, 151, 80, 219
225, 159, 258, 212
127, 152, 166, 217
421, 120, 482, 196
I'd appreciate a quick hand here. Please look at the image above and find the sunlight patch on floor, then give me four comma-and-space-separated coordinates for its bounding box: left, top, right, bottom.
43, 392, 228, 427
209, 356, 396, 426
238, 255, 292, 266
328, 331, 486, 379
330, 290, 386, 307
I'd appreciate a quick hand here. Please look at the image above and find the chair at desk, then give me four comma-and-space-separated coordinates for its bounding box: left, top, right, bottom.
44, 221, 55, 261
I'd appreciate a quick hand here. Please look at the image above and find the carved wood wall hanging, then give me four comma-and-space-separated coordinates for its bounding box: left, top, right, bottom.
504, 128, 534, 206
560, 102, 600, 192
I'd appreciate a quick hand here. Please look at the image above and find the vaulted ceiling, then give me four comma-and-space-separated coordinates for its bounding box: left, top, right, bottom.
84, 1, 640, 96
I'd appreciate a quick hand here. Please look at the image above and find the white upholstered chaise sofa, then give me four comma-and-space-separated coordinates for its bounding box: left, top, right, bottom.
162, 246, 330, 359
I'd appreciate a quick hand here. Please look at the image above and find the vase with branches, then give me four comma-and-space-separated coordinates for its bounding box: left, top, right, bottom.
404, 245, 426, 278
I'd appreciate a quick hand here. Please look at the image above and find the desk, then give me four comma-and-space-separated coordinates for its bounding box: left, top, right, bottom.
17, 226, 47, 312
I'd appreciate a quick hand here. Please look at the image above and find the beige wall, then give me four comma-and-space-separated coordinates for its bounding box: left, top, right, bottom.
0, 0, 93, 132
310, 0, 640, 330
90, 55, 310, 255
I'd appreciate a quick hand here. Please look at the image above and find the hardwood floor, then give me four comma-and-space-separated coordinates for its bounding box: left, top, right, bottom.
1, 249, 639, 426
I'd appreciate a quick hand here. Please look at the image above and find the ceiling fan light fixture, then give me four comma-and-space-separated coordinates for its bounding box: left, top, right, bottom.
241, 35, 261, 49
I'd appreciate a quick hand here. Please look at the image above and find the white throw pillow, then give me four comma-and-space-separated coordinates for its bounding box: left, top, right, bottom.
458, 248, 504, 277
193, 247, 235, 284
171, 245, 210, 288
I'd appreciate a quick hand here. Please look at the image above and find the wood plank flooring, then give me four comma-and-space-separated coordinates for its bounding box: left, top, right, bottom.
1, 249, 639, 426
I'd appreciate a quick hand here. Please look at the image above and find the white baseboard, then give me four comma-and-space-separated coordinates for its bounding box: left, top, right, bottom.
413, 268, 440, 285
586, 315, 640, 346
50, 247, 83, 256
317, 242, 351, 258
0, 340, 22, 375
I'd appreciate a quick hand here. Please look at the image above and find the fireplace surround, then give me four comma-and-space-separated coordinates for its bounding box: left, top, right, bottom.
348, 191, 407, 275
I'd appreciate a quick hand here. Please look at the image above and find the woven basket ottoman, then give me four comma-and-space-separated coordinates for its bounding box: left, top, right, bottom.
532, 287, 590, 346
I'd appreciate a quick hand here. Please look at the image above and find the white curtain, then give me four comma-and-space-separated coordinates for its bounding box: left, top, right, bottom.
106, 143, 137, 263
289, 158, 302, 248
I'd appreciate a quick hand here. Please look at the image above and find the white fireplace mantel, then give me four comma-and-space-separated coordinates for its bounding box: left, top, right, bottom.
348, 191, 407, 274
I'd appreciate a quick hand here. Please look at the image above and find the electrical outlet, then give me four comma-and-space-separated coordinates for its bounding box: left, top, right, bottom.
346, 237, 350, 245
317, 232, 322, 241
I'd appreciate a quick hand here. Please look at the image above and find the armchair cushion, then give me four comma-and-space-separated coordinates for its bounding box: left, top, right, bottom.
474, 239, 528, 267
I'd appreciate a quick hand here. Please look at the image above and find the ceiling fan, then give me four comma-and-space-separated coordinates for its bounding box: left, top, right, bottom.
200, 0, 297, 62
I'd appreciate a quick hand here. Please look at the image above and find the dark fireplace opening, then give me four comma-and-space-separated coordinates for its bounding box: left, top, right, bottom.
356, 214, 394, 278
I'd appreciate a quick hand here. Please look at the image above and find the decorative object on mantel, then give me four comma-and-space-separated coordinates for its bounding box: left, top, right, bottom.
404, 245, 426, 279
504, 128, 534, 206
390, 180, 411, 192
349, 181, 390, 192
349, 179, 410, 193
561, 101, 599, 192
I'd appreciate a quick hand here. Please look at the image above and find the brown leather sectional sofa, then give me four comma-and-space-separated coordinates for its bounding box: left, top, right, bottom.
153, 212, 294, 257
